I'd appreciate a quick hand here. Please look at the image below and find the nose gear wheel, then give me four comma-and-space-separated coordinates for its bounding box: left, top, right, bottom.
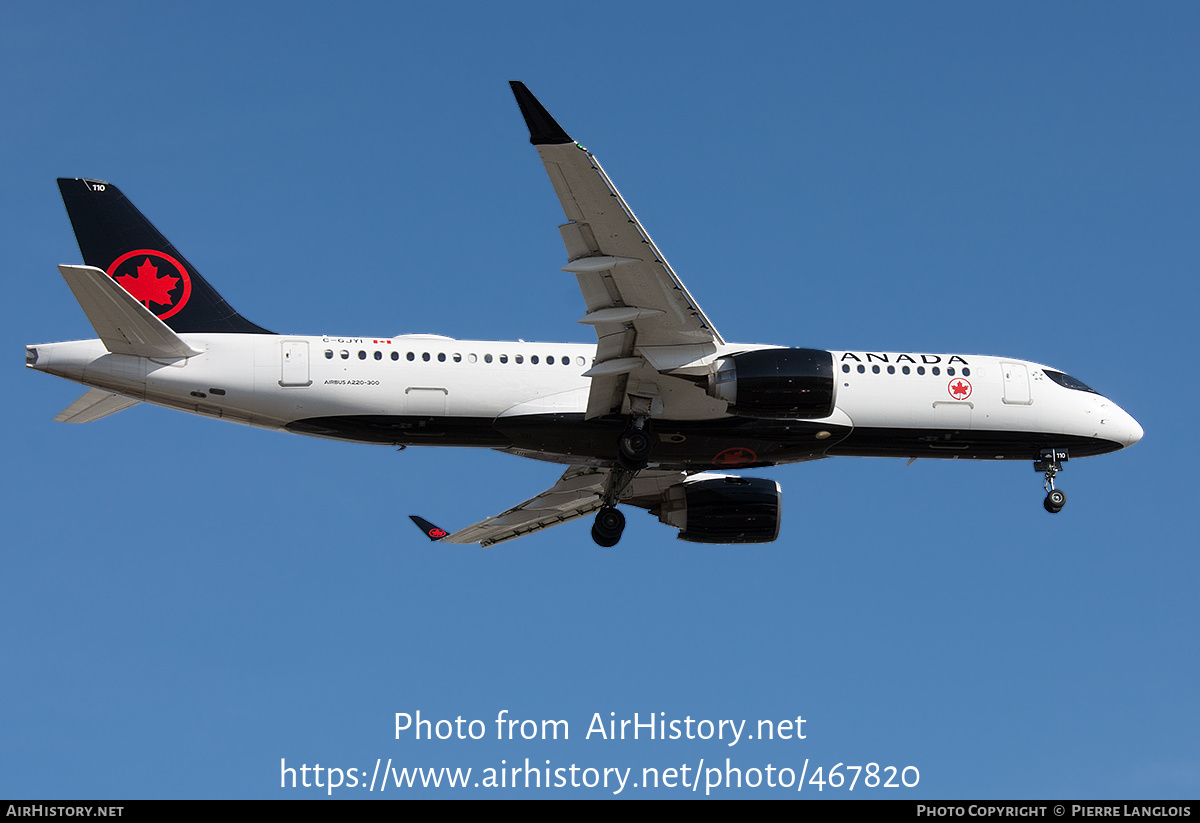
1043, 488, 1067, 514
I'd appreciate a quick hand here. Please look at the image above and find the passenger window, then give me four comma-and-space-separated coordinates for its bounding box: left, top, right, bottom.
484, 354, 493, 363
407, 352, 415, 361
531, 355, 539, 364
422, 352, 430, 362
842, 364, 850, 373
340, 350, 349, 360
468, 353, 477, 363
324, 350, 334, 359
438, 352, 446, 362
374, 351, 382, 361
453, 353, 462, 363
515, 354, 524, 364
391, 352, 399, 361
887, 365, 895, 374
872, 365, 880, 374
547, 355, 555, 365
917, 366, 925, 375
857, 365, 865, 374
499, 354, 508, 364
932, 367, 940, 376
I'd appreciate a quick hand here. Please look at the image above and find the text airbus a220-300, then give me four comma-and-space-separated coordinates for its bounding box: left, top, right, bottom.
27, 82, 1143, 547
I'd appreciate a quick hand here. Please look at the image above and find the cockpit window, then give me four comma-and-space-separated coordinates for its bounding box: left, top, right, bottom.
1044, 369, 1098, 394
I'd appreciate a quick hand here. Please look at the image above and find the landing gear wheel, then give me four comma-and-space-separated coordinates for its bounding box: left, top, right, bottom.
591, 506, 625, 547
617, 428, 653, 470
1043, 489, 1066, 514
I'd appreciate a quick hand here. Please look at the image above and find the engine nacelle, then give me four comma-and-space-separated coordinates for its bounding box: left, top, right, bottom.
707, 348, 835, 419
658, 476, 782, 543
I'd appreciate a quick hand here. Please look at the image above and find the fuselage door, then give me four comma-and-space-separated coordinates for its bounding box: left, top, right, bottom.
280, 340, 312, 387
406, 387, 448, 415
1001, 362, 1032, 405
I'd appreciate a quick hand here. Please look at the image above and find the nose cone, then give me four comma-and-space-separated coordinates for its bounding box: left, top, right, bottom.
1122, 413, 1144, 448
1103, 402, 1143, 448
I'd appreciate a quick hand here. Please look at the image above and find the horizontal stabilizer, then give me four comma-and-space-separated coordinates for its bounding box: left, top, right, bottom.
54, 388, 139, 423
57, 265, 202, 359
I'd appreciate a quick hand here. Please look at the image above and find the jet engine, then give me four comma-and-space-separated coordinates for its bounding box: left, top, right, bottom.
657, 476, 782, 543
707, 348, 835, 419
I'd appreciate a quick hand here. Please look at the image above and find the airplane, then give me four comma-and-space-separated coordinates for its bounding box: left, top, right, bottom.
26, 82, 1143, 548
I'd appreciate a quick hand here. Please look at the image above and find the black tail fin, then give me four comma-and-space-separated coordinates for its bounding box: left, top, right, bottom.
56, 178, 272, 335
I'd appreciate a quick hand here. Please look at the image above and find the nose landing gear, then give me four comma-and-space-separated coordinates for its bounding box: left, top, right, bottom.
1035, 448, 1068, 514
1044, 488, 1067, 514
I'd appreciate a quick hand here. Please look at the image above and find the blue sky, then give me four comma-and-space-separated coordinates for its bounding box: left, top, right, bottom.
3, 1, 1197, 799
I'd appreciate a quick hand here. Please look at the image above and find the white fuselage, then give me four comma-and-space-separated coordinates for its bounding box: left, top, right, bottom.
27, 333, 1144, 465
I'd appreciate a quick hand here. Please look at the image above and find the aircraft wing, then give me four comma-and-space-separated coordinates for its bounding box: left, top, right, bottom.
411, 465, 693, 548
511, 82, 726, 419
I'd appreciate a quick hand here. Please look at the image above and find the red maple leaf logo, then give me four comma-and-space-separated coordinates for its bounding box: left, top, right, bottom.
950, 380, 970, 398
117, 257, 179, 308
713, 447, 757, 466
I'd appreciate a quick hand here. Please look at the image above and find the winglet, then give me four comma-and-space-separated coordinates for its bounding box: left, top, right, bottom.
509, 81, 573, 146
409, 516, 449, 541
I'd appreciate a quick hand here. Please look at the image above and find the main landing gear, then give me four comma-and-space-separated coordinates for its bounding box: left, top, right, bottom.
617, 420, 653, 470
591, 506, 625, 547
591, 465, 636, 547
592, 420, 655, 546
1035, 448, 1068, 514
